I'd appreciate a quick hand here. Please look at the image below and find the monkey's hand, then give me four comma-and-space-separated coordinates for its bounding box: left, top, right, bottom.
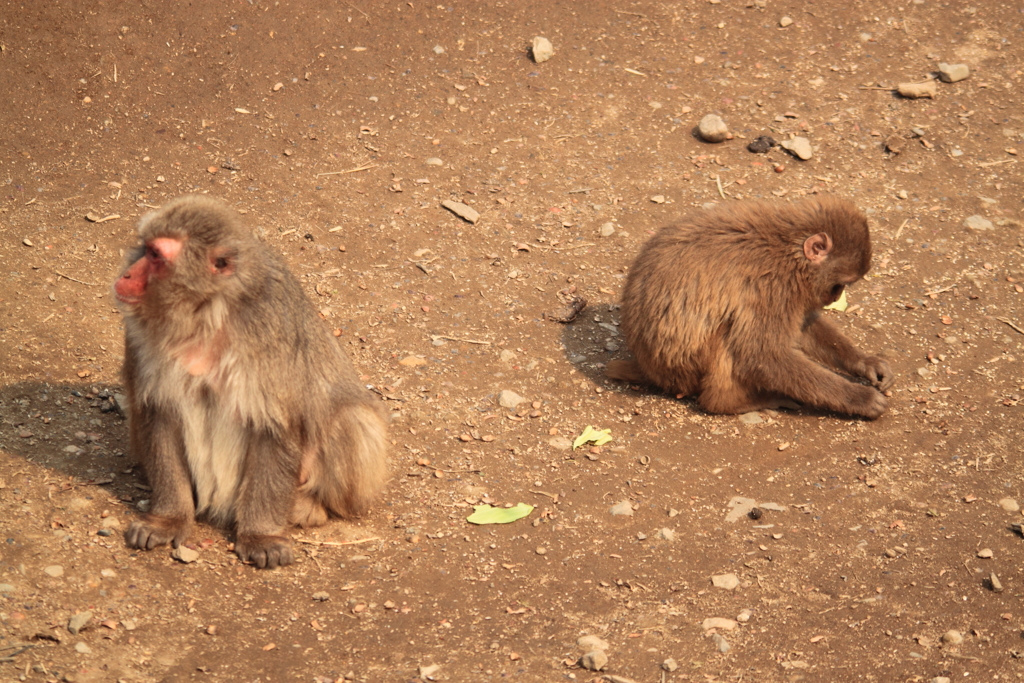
235, 534, 295, 569
126, 515, 192, 550
846, 384, 888, 420
856, 356, 894, 391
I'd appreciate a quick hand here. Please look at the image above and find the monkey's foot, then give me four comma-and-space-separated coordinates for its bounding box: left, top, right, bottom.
234, 534, 295, 568
125, 515, 192, 550
289, 494, 329, 528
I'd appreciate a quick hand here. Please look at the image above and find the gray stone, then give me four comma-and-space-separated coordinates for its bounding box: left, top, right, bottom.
941, 629, 964, 645
662, 658, 679, 672
938, 63, 969, 83
698, 114, 729, 143
580, 650, 608, 671
609, 500, 634, 516
43, 565, 64, 578
548, 436, 573, 450
725, 496, 757, 523
656, 527, 676, 541
499, 349, 518, 363
738, 411, 763, 425
75, 641, 93, 654
999, 498, 1020, 512
498, 390, 525, 409
425, 157, 443, 166
68, 611, 93, 635
441, 200, 480, 224
577, 635, 609, 651
898, 81, 937, 99
598, 222, 616, 237
531, 36, 554, 63
712, 573, 740, 590
963, 215, 994, 231
0, 583, 15, 593
712, 633, 731, 653
171, 545, 199, 563
780, 136, 813, 160
701, 617, 738, 631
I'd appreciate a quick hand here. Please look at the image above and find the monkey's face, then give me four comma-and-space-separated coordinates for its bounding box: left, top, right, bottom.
114, 235, 237, 315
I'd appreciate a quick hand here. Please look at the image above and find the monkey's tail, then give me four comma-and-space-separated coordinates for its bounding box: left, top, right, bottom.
302, 403, 389, 520
605, 359, 648, 385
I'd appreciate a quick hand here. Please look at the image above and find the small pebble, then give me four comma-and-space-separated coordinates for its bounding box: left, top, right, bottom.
498, 390, 526, 409
44, 565, 64, 578
577, 635, 609, 651
747, 135, 776, 153
941, 629, 963, 646
598, 222, 616, 237
656, 527, 676, 541
938, 63, 969, 83
662, 657, 678, 672
698, 114, 730, 143
779, 16, 793, 27
976, 548, 993, 559
580, 650, 608, 671
68, 611, 93, 635
736, 609, 752, 623
930, 678, 951, 683
171, 545, 199, 563
738, 411, 763, 425
272, 82, 283, 92
999, 498, 1020, 512
712, 633, 731, 653
531, 36, 554, 63
609, 500, 634, 516
897, 81, 937, 99
963, 215, 994, 231
711, 573, 740, 590
312, 591, 330, 601
535, 547, 547, 556
650, 195, 666, 204
701, 617, 738, 631
425, 157, 443, 166
990, 572, 1004, 593
780, 136, 813, 160
75, 641, 93, 654
440, 199, 480, 224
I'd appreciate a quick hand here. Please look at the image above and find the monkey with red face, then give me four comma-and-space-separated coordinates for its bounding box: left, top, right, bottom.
114, 195, 388, 568
607, 196, 893, 418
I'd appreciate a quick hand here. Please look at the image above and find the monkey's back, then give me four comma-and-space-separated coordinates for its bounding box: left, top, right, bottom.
619, 200, 819, 395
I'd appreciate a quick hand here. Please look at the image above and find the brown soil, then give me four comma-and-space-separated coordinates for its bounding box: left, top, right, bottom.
1, 1, 1023, 682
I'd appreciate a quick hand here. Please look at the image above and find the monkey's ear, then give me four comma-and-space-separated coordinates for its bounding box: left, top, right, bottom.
802, 233, 833, 265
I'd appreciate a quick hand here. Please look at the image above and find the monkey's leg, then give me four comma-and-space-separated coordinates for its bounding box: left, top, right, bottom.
125, 406, 195, 550
801, 316, 894, 390
234, 430, 300, 568
310, 402, 389, 519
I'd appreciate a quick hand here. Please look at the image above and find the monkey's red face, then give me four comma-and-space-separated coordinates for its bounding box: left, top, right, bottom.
114, 237, 183, 305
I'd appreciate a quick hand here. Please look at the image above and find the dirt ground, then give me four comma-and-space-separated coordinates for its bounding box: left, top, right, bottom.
1, 0, 1023, 681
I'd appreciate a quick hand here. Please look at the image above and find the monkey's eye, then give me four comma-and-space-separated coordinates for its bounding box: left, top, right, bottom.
214, 257, 230, 271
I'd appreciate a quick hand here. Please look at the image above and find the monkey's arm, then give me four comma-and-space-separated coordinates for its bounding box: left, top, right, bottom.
741, 342, 888, 419
125, 404, 196, 549
233, 429, 300, 568
800, 314, 894, 390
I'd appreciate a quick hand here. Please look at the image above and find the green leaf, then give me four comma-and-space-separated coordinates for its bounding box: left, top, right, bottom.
466, 503, 535, 525
573, 425, 613, 450
824, 289, 848, 312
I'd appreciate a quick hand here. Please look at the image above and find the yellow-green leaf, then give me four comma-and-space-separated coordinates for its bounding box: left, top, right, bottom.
466, 503, 534, 525
573, 425, 613, 450
824, 289, 848, 312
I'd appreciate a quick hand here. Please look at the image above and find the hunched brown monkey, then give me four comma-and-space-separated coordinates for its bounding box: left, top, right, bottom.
607, 196, 893, 419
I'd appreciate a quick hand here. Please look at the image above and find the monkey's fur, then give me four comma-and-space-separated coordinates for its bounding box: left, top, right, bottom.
115, 195, 388, 567
608, 196, 893, 418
